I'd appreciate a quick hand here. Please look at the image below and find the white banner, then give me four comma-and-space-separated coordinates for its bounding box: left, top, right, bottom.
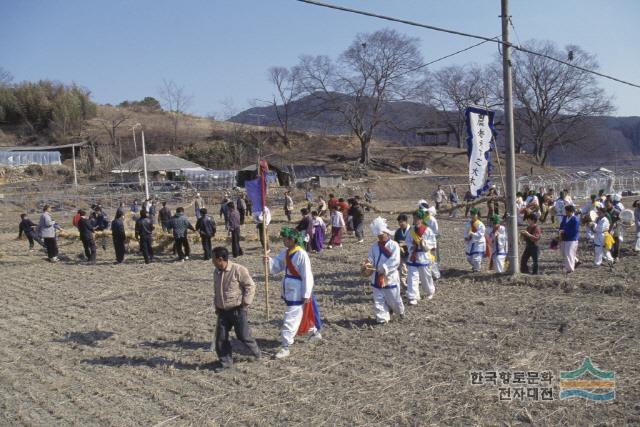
465, 107, 496, 198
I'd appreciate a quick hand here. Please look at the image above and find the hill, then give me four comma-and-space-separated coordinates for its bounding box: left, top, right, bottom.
1, 103, 551, 184
230, 94, 640, 167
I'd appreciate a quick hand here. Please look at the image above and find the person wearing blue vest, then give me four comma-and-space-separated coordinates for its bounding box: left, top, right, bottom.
559, 204, 581, 274
266, 226, 322, 359
364, 217, 405, 324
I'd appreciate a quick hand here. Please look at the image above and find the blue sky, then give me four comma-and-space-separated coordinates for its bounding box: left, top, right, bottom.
2, 0, 639, 117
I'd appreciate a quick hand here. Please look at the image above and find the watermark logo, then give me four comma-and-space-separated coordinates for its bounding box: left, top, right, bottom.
559, 357, 615, 401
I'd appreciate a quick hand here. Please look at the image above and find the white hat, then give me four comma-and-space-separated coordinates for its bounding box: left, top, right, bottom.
369, 216, 393, 236
417, 199, 429, 209
612, 193, 621, 202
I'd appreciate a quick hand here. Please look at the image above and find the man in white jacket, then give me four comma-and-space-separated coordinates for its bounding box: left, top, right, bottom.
266, 226, 321, 359
364, 217, 405, 324
405, 209, 437, 305
464, 208, 487, 272
38, 204, 60, 262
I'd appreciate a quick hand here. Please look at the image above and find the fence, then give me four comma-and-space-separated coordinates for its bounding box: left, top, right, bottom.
517, 171, 640, 200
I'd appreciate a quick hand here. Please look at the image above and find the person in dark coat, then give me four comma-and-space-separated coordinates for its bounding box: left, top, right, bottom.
91, 206, 110, 251
220, 194, 231, 230
227, 202, 243, 258
111, 209, 127, 264
167, 207, 195, 261
350, 199, 365, 243
196, 208, 216, 260
135, 209, 154, 264
116, 202, 126, 218
78, 209, 97, 263
237, 194, 247, 225
18, 213, 43, 251
158, 201, 172, 232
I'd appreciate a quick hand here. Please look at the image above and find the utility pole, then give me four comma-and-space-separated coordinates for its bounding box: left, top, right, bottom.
140, 126, 150, 201
501, 0, 519, 274
132, 125, 138, 156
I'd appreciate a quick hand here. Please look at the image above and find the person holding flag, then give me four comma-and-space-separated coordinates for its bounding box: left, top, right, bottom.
265, 226, 322, 359
464, 207, 488, 272
405, 209, 437, 305
362, 217, 405, 324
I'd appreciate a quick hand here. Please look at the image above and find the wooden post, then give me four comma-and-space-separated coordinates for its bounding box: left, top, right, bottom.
259, 158, 270, 320
72, 144, 78, 188
262, 209, 270, 320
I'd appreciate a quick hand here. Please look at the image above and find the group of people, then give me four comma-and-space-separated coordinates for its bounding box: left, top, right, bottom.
461, 186, 637, 275
19, 199, 220, 264
282, 191, 369, 253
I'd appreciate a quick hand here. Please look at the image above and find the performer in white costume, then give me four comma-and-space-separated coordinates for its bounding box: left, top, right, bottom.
464, 207, 487, 272
591, 204, 614, 267
488, 214, 508, 273
362, 217, 405, 324
266, 227, 322, 359
405, 209, 437, 305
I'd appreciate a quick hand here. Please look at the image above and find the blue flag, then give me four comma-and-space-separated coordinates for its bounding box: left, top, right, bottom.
245, 178, 263, 214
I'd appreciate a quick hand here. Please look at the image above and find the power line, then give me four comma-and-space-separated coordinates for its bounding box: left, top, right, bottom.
296, 0, 640, 90
406, 37, 500, 74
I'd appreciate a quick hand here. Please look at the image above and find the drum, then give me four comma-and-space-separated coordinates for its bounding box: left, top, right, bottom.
620, 209, 635, 226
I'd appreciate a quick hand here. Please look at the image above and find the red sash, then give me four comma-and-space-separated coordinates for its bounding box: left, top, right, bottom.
285, 246, 321, 336
285, 248, 301, 278
375, 241, 392, 287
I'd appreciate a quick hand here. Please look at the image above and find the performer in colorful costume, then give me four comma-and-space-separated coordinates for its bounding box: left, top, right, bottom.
488, 214, 508, 273
267, 226, 322, 359
363, 217, 405, 324
591, 204, 614, 267
405, 208, 437, 305
464, 207, 488, 272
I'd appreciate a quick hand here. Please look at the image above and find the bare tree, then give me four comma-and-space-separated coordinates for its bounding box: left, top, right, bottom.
423, 64, 497, 148
507, 41, 614, 165
268, 66, 300, 147
97, 110, 129, 146
297, 29, 424, 165
159, 79, 193, 150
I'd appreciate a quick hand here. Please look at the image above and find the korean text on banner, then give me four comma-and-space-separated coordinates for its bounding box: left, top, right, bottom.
465, 107, 496, 198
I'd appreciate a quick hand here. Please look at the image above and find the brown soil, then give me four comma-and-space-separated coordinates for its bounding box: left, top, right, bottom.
1, 195, 638, 426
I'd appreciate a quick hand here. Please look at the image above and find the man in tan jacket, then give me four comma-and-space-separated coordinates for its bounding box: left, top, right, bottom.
212, 246, 261, 372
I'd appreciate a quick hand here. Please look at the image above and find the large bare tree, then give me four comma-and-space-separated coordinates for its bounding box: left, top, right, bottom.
159, 79, 192, 150
508, 41, 613, 164
296, 28, 423, 165
423, 64, 497, 148
267, 66, 300, 147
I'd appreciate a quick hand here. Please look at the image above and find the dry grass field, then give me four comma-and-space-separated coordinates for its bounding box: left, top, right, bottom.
1, 196, 639, 426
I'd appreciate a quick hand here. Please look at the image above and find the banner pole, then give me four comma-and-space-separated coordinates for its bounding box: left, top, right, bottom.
259, 159, 271, 320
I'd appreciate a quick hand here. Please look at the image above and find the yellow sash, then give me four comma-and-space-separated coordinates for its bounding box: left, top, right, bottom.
603, 232, 614, 250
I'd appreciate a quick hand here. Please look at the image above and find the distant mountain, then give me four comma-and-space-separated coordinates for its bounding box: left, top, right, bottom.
230, 94, 640, 167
